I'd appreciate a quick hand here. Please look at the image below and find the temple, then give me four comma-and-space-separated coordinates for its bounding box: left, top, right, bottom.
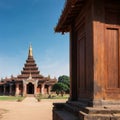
0, 45, 57, 96
53, 0, 120, 120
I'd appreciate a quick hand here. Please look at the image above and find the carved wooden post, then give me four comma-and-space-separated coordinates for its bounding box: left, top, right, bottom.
34, 80, 38, 96
3, 85, 6, 95
9, 84, 12, 95
48, 86, 51, 95
15, 83, 19, 96
23, 81, 26, 96
41, 83, 44, 95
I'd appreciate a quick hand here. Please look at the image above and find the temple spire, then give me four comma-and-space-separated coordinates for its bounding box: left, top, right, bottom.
28, 44, 33, 57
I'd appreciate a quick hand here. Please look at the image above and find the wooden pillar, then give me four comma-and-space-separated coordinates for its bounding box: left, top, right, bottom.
70, 23, 78, 101
3, 85, 6, 95
41, 83, 45, 95
19, 84, 23, 96
0, 86, 3, 95
0, 86, 1, 94
34, 80, 38, 96
48, 86, 51, 95
15, 83, 20, 96
36, 85, 40, 94
2, 85, 4, 94
23, 83, 26, 96
9, 84, 12, 95
34, 84, 37, 95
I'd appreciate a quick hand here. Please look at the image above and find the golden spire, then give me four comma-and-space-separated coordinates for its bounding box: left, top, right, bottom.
28, 44, 33, 57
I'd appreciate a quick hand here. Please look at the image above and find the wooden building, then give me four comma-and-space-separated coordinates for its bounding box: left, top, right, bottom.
53, 0, 120, 119
0, 45, 57, 96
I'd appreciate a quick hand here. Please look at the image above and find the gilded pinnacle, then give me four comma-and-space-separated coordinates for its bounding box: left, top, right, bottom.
28, 44, 33, 57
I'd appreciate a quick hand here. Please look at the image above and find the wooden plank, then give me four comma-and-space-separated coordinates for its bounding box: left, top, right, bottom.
106, 28, 119, 89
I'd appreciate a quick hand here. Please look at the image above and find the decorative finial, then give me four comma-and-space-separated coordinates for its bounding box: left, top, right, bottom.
28, 44, 33, 57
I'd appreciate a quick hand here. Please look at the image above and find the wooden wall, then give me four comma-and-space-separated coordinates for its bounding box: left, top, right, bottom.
104, 0, 120, 100
93, 0, 120, 100
70, 0, 93, 101
70, 0, 120, 102
76, 2, 93, 100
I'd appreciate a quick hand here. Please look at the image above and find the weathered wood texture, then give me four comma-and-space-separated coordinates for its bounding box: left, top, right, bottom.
53, 0, 120, 119
70, 0, 120, 103
76, 1, 93, 100
70, 0, 94, 101
70, 23, 78, 100
93, 0, 120, 100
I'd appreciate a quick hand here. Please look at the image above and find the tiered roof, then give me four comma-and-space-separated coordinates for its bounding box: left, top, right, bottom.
1, 45, 57, 84
17, 45, 43, 80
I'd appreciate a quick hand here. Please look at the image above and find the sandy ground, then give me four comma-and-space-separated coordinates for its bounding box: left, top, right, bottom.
0, 97, 67, 120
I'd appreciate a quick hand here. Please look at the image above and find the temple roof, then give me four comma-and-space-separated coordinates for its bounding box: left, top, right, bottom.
0, 45, 57, 84
17, 45, 43, 80
55, 0, 85, 33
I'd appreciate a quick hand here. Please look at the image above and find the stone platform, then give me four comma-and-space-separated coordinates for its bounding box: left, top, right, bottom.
53, 102, 120, 120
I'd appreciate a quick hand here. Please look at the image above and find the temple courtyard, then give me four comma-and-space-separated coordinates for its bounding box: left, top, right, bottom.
0, 97, 67, 120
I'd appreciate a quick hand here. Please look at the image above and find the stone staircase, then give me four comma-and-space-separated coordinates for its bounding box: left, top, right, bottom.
22, 96, 37, 103
53, 101, 120, 120
26, 94, 35, 97
53, 102, 79, 120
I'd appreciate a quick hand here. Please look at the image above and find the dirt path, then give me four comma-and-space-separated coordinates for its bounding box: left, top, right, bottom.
0, 97, 66, 120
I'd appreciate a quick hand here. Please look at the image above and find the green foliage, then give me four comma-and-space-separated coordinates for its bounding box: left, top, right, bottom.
58, 75, 70, 87
52, 75, 70, 96
37, 93, 42, 98
52, 83, 70, 96
58, 75, 70, 93
0, 96, 25, 101
37, 97, 41, 102
50, 94, 69, 99
36, 94, 69, 99
52, 82, 68, 91
17, 97, 22, 102
36, 93, 43, 102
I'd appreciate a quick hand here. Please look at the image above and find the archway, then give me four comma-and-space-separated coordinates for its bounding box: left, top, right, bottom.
27, 82, 34, 94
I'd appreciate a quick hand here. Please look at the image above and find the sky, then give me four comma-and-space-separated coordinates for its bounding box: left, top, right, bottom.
0, 0, 69, 79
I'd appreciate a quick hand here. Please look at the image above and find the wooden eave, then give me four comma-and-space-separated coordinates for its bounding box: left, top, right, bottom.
55, 0, 85, 33
0, 82, 4, 85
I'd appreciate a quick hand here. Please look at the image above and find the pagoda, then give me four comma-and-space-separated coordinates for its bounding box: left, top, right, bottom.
17, 44, 44, 80
0, 45, 57, 96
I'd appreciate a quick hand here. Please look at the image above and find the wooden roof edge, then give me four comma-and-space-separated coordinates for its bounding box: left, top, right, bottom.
0, 82, 4, 85
55, 0, 85, 32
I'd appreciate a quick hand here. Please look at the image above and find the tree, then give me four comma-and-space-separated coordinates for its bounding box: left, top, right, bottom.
51, 82, 69, 96
52, 75, 70, 96
58, 75, 70, 87
58, 75, 70, 93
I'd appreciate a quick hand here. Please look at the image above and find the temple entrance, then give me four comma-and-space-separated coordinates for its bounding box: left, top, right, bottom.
27, 83, 34, 94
